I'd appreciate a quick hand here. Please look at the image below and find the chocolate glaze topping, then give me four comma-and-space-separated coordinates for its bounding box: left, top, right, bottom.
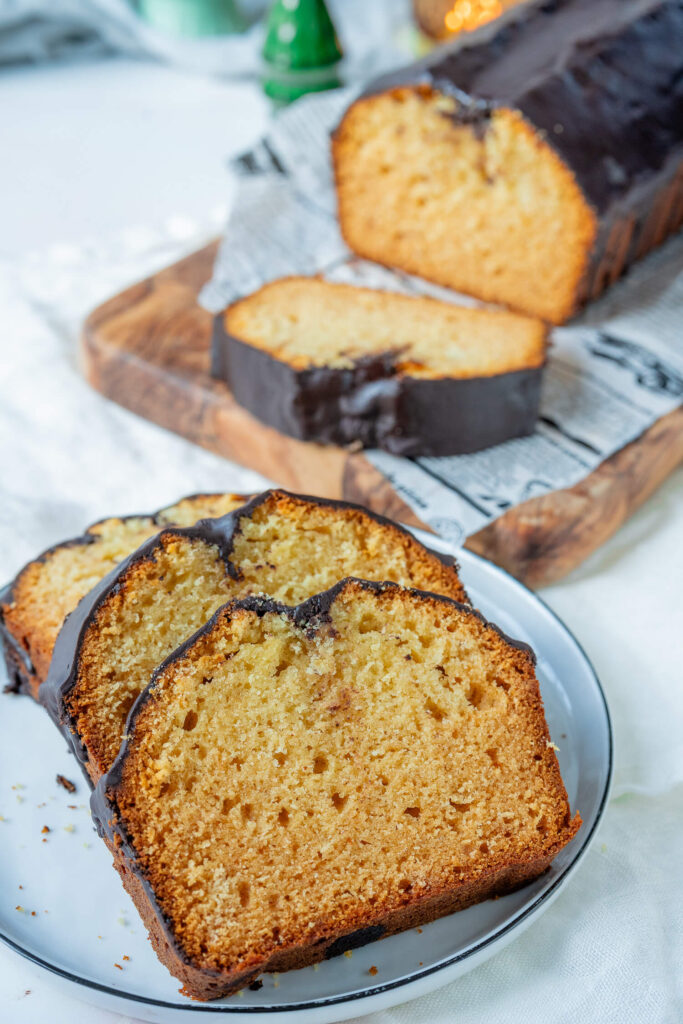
90, 576, 535, 982
363, 0, 683, 215
39, 489, 462, 777
212, 321, 544, 457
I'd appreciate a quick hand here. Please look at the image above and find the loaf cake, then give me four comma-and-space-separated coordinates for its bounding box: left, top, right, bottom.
334, 0, 683, 324
42, 489, 467, 784
91, 577, 580, 1000
212, 277, 547, 455
0, 493, 248, 700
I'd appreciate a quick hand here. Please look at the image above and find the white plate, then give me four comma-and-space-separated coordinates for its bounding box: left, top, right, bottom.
0, 543, 612, 1023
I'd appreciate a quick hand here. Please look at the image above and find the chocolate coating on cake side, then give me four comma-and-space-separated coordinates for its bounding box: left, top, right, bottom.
211, 321, 543, 456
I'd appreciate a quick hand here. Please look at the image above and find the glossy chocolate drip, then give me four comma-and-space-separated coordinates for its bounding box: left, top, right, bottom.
212, 319, 544, 457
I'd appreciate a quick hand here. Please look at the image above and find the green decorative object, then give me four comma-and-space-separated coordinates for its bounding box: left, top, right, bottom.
262, 0, 343, 104
138, 0, 250, 37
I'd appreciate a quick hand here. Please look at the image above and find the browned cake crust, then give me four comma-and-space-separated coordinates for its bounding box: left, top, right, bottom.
0, 493, 249, 700
91, 579, 580, 1000
212, 278, 547, 456
333, 0, 683, 324
41, 490, 468, 785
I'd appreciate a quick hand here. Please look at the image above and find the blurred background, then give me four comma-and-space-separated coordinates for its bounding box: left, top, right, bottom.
0, 0, 526, 254
1, 0, 394, 254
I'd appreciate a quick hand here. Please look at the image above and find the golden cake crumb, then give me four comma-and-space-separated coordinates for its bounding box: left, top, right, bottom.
98, 578, 578, 1000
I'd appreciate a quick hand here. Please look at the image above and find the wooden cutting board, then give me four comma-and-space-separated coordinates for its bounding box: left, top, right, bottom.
81, 240, 683, 588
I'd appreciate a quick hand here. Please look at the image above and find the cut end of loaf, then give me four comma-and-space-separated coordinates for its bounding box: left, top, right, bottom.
333, 86, 597, 324
96, 578, 579, 1000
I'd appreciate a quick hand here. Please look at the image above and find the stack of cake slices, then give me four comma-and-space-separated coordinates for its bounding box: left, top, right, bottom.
1, 488, 579, 1000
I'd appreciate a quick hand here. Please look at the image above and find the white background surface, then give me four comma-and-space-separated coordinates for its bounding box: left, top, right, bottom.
1, 54, 682, 1024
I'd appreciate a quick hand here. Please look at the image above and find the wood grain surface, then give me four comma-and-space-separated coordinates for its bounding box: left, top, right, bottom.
81, 240, 683, 588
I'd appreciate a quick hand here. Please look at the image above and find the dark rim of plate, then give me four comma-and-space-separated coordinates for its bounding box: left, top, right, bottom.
0, 546, 613, 1014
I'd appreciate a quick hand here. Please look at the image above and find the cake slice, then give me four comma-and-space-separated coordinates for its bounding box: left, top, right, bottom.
91, 577, 580, 1000
0, 492, 248, 700
42, 490, 467, 783
212, 277, 547, 456
333, 0, 683, 323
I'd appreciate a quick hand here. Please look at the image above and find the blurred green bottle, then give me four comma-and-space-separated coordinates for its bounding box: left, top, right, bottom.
262, 0, 343, 105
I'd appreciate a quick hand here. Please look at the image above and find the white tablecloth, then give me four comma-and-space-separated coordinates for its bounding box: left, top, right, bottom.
0, 57, 681, 1024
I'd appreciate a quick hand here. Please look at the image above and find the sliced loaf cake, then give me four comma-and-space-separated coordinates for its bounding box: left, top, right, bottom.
42, 490, 467, 783
0, 492, 248, 699
92, 577, 580, 1000
212, 277, 547, 456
